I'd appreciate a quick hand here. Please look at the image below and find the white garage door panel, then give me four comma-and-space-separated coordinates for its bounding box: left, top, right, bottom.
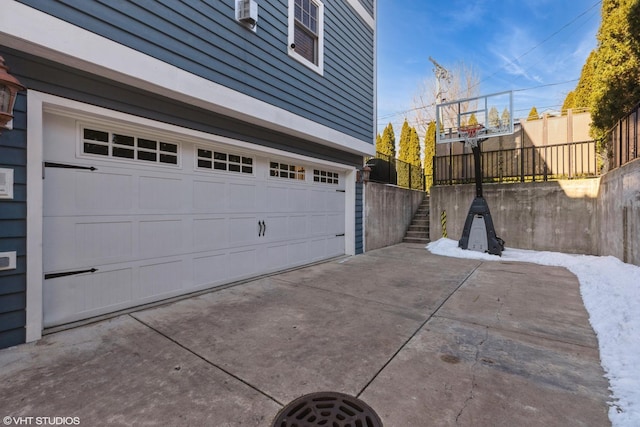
139, 219, 184, 257
44, 268, 133, 327
192, 217, 228, 250
308, 238, 327, 261
288, 241, 309, 265
287, 187, 308, 212
328, 213, 345, 235
228, 216, 260, 245
327, 236, 345, 257
310, 214, 328, 235
228, 249, 258, 279
139, 176, 185, 211
43, 169, 134, 216
193, 180, 226, 212
266, 185, 287, 211
228, 182, 257, 212
288, 215, 308, 238
43, 113, 347, 328
193, 253, 228, 287
43, 217, 134, 272
266, 243, 289, 271
137, 260, 184, 299
264, 215, 288, 240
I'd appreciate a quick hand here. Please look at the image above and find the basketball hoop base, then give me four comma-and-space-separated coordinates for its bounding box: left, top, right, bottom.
459, 197, 504, 256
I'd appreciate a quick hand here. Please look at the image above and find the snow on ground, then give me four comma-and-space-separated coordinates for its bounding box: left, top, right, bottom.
427, 238, 640, 427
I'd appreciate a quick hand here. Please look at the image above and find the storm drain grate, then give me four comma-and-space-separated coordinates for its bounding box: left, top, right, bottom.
272, 391, 383, 427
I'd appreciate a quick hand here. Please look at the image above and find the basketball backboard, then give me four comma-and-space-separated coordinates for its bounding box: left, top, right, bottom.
436, 90, 514, 144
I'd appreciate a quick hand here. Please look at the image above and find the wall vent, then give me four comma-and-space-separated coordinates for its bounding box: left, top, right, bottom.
237, 0, 258, 28
0, 167, 14, 199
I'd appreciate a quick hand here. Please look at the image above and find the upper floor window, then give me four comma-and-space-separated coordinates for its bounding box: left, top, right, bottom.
288, 0, 324, 75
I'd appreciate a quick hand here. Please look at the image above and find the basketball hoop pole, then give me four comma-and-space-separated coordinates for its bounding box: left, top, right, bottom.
459, 124, 487, 199
471, 143, 485, 198
458, 128, 504, 256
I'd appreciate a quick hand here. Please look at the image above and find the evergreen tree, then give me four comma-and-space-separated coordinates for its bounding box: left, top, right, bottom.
527, 106, 540, 121
589, 0, 640, 137
573, 50, 597, 112
570, 0, 640, 160
561, 91, 576, 115
408, 127, 422, 189
424, 121, 436, 191
501, 108, 511, 127
378, 123, 396, 159
488, 106, 500, 128
409, 127, 421, 166
397, 119, 412, 162
397, 119, 412, 187
630, 0, 640, 57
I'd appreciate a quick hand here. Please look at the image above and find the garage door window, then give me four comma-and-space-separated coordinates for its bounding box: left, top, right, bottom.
197, 148, 253, 174
313, 169, 339, 184
270, 161, 305, 180
82, 127, 178, 165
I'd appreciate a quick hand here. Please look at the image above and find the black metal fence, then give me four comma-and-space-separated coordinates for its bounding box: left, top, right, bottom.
608, 101, 639, 170
433, 140, 599, 185
365, 152, 426, 191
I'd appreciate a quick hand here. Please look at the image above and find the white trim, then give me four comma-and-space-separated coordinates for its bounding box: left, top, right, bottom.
345, 169, 357, 256
38, 93, 353, 170
288, 0, 325, 75
0, 1, 374, 157
372, 0, 378, 148
25, 90, 44, 342
25, 91, 359, 338
346, 0, 375, 29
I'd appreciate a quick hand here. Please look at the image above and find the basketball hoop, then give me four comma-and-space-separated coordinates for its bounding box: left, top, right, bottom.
459, 124, 485, 148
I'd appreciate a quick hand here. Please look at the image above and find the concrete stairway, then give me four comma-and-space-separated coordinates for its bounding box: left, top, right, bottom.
403, 195, 430, 244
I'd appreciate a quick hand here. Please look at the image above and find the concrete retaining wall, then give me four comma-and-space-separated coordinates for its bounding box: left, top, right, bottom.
430, 180, 599, 255
429, 158, 640, 266
597, 159, 640, 265
365, 182, 424, 251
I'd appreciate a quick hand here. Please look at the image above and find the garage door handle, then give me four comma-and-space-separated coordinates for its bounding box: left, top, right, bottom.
45, 268, 98, 280
258, 220, 264, 237
262, 221, 266, 236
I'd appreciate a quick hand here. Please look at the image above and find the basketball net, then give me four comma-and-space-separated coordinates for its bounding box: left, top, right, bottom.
459, 124, 484, 148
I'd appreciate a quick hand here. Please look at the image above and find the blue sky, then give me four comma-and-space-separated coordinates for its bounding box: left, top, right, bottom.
376, 0, 602, 134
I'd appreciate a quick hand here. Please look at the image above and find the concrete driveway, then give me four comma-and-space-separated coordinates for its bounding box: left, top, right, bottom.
0, 243, 610, 426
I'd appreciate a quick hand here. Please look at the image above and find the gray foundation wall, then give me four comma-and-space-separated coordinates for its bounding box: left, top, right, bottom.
429, 158, 640, 266
365, 183, 424, 251
597, 159, 640, 265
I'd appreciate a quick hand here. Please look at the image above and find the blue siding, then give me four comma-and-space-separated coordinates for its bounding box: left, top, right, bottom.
5, 50, 362, 166
16, 0, 375, 144
0, 93, 27, 349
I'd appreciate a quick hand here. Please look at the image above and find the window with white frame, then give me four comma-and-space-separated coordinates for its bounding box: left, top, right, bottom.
288, 0, 324, 74
269, 161, 305, 180
81, 127, 179, 166
196, 148, 253, 174
313, 169, 339, 185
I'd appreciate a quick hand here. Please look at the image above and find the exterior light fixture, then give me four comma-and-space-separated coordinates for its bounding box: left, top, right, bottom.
358, 165, 372, 183
0, 56, 26, 130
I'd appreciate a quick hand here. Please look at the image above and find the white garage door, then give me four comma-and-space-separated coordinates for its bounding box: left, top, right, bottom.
42, 113, 346, 327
